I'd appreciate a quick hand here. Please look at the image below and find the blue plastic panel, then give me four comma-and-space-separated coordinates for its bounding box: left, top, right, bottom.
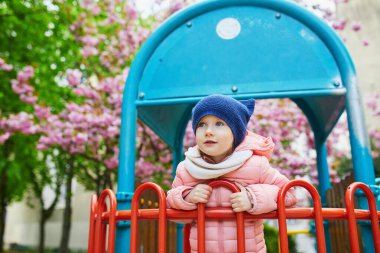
139, 6, 341, 100
138, 104, 192, 148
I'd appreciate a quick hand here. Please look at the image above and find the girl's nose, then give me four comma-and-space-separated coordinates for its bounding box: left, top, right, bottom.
205, 126, 214, 136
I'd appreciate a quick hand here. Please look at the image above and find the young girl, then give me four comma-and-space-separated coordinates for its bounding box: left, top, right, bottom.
166, 94, 297, 253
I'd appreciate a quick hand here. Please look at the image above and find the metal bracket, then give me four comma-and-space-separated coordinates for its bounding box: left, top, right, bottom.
117, 220, 131, 227
116, 192, 134, 202
357, 220, 372, 227
354, 185, 380, 197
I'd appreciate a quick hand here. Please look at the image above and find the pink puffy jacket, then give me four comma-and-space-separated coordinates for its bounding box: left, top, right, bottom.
166, 131, 297, 253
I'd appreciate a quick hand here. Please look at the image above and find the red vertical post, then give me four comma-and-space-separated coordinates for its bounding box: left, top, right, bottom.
130, 182, 167, 253
87, 195, 97, 253
197, 202, 206, 253
94, 202, 105, 253
99, 212, 107, 253
278, 179, 326, 253
345, 182, 380, 253
106, 190, 117, 253
183, 224, 191, 253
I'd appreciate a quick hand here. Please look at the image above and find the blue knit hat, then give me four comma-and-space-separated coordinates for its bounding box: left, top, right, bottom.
192, 94, 255, 148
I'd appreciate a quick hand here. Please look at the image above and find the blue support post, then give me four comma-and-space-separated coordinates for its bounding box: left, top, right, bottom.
172, 121, 186, 253
172, 145, 185, 253
345, 78, 377, 253
315, 140, 332, 253
116, 74, 139, 253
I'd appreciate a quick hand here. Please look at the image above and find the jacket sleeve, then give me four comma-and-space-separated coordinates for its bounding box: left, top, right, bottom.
166, 163, 198, 211
245, 156, 297, 214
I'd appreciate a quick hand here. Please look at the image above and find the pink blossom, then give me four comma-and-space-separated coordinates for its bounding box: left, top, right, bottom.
351, 21, 361, 32
170, 1, 183, 13
0, 58, 13, 71
105, 156, 118, 169
66, 69, 82, 86
17, 66, 34, 82
125, 5, 137, 20
81, 35, 99, 47
68, 111, 84, 123
100, 52, 112, 69
20, 94, 37, 104
106, 126, 119, 138
0, 132, 11, 144
70, 145, 85, 154
34, 105, 51, 119
81, 46, 99, 57
159, 154, 172, 164
74, 133, 88, 145
91, 5, 101, 15
11, 80, 34, 94
80, 0, 93, 8
362, 38, 369, 46
36, 143, 48, 150
332, 19, 347, 31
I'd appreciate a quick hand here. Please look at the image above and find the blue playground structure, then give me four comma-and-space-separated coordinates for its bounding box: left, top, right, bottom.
115, 0, 379, 252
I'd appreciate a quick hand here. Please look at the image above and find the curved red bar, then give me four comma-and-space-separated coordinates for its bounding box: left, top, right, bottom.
197, 180, 246, 253
87, 195, 97, 253
94, 189, 117, 253
277, 179, 326, 253
130, 182, 167, 253
345, 182, 380, 253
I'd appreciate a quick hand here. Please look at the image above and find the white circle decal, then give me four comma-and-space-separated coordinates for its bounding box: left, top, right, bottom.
216, 18, 241, 40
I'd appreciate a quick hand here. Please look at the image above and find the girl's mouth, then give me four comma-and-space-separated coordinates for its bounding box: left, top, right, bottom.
204, 140, 217, 145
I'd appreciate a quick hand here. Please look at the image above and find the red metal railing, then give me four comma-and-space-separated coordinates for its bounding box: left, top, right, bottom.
87, 179, 380, 253
130, 182, 167, 253
277, 179, 326, 253
88, 189, 117, 253
196, 180, 246, 253
345, 182, 380, 252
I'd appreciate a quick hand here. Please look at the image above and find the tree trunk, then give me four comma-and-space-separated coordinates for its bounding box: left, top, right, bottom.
0, 168, 7, 253
38, 211, 46, 253
59, 157, 74, 253
33, 164, 62, 253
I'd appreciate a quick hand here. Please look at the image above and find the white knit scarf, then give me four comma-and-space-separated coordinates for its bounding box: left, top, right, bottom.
184, 146, 253, 179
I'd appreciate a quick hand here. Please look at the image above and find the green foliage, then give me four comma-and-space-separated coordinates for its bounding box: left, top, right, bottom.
74, 154, 116, 194
333, 153, 380, 179
0, 0, 81, 114
333, 156, 354, 179
0, 134, 40, 203
0, 4, 83, 246
264, 223, 298, 253
0, 0, 82, 192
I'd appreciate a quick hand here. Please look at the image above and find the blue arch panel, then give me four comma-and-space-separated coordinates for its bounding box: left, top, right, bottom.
139, 6, 341, 100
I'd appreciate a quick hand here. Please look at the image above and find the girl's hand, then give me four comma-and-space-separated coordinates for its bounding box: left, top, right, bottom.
185, 184, 213, 204
230, 184, 252, 212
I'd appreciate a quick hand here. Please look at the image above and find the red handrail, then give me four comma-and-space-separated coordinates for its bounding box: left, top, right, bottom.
113, 207, 380, 221
197, 180, 246, 253
277, 179, 326, 253
130, 182, 167, 253
345, 182, 380, 253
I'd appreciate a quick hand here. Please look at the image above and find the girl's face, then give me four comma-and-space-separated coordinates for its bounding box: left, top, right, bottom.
195, 115, 234, 163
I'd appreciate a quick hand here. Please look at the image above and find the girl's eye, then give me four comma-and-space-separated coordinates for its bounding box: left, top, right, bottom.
216, 121, 224, 127
198, 122, 206, 128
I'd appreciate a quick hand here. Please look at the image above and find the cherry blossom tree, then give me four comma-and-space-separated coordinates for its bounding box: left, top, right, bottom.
0, 0, 378, 252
